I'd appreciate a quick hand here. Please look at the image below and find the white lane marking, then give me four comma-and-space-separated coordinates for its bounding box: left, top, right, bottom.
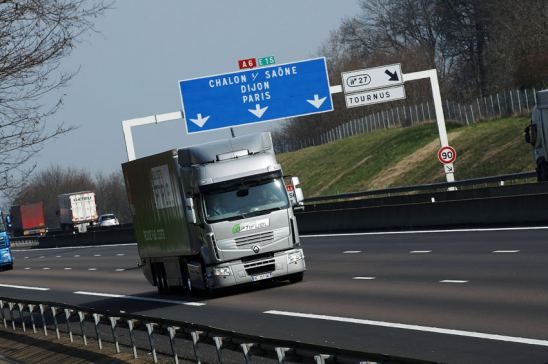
115, 269, 125, 272
73, 291, 205, 306
0, 284, 49, 291
39, 256, 45, 259
74, 255, 80, 258
116, 253, 125, 256
410, 250, 431, 254
64, 268, 72, 270
493, 250, 519, 253
88, 268, 97, 271
93, 254, 102, 257
24, 268, 31, 270
24, 257, 29, 259
264, 310, 548, 347
56, 255, 62, 258
302, 226, 548, 238
343, 251, 362, 254
12, 243, 136, 252
440, 280, 468, 283
42, 267, 51, 270
352, 277, 376, 280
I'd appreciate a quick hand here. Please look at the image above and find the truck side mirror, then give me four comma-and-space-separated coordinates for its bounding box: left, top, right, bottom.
291, 176, 304, 205
185, 197, 197, 224
525, 126, 531, 144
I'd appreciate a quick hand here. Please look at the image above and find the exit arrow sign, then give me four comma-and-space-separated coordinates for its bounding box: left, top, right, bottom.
342, 63, 403, 93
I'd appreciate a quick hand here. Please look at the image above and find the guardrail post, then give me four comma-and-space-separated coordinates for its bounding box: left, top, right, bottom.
109, 316, 120, 353
78, 311, 87, 346
314, 354, 331, 364
190, 331, 202, 364
241, 343, 254, 364
93, 313, 102, 350
17, 303, 26, 332
8, 302, 15, 330
51, 306, 60, 339
213, 336, 224, 364
28, 304, 36, 334
39, 304, 47, 336
167, 326, 179, 364
127, 319, 138, 359
275, 347, 290, 363
0, 300, 6, 328
146, 322, 158, 363
64, 309, 73, 343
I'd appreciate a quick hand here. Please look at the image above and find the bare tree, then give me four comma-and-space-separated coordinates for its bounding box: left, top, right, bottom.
94, 171, 131, 223
0, 0, 110, 197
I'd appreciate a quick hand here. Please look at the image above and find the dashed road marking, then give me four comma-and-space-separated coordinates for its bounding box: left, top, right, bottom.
0, 284, 50, 291
116, 253, 125, 256
93, 254, 101, 257
88, 268, 97, 271
24, 268, 31, 270
24, 257, 29, 259
343, 251, 362, 254
56, 255, 62, 258
352, 277, 376, 280
73, 291, 205, 306
115, 269, 125, 272
264, 310, 548, 347
39, 256, 45, 259
64, 268, 72, 270
74, 255, 80, 258
42, 267, 51, 270
440, 280, 468, 283
410, 250, 431, 254
493, 250, 519, 253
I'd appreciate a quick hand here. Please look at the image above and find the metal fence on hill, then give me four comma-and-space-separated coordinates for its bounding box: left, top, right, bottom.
276, 87, 540, 153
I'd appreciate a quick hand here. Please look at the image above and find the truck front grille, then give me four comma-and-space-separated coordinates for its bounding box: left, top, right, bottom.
235, 231, 274, 248
244, 259, 275, 276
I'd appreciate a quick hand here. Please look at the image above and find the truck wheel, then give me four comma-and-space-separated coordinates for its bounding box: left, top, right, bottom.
153, 263, 169, 294
288, 272, 304, 283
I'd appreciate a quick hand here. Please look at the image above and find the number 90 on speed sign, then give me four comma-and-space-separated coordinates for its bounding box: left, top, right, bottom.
437, 146, 456, 164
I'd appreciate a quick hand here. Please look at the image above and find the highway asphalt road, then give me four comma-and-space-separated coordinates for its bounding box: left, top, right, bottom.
1, 226, 548, 363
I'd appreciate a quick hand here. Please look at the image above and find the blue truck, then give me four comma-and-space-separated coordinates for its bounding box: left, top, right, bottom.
0, 211, 13, 270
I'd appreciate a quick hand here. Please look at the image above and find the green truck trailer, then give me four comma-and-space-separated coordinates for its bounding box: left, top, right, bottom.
122, 132, 306, 292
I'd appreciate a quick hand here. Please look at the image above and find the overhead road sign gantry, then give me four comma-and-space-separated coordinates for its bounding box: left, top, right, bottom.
179, 57, 333, 134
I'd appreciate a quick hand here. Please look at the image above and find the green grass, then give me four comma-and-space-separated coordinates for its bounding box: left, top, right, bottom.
278, 117, 535, 197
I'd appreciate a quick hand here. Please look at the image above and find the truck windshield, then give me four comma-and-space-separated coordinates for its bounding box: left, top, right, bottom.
203, 177, 289, 222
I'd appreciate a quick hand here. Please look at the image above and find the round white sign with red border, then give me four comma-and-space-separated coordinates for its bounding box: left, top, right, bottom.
437, 146, 456, 164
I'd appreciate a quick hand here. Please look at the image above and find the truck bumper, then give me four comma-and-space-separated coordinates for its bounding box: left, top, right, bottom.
205, 248, 306, 289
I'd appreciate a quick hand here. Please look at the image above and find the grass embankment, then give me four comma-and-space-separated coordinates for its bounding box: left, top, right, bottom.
278, 117, 534, 197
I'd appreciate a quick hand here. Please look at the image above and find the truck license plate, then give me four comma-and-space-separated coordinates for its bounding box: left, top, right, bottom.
251, 272, 272, 281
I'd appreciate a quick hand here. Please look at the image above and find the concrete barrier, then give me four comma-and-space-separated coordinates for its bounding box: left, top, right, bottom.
295, 193, 548, 234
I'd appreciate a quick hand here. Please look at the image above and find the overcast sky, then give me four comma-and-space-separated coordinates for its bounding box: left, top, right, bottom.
35, 0, 360, 176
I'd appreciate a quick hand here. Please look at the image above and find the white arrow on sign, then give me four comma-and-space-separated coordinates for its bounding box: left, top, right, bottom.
307, 94, 327, 109
190, 114, 210, 127
248, 104, 268, 119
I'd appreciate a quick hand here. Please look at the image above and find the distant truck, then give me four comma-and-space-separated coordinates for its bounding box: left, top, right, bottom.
525, 89, 548, 181
122, 132, 306, 293
9, 202, 47, 236
58, 191, 98, 233
0, 211, 13, 270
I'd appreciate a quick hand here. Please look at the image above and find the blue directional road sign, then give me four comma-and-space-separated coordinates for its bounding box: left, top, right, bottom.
179, 57, 333, 134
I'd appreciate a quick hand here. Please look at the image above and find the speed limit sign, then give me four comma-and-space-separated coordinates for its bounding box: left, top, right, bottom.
437, 146, 456, 164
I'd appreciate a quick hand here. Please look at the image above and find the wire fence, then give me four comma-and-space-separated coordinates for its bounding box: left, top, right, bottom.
276, 88, 540, 153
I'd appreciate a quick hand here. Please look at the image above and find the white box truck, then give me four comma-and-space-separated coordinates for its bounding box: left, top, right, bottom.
525, 89, 548, 181
58, 191, 98, 233
122, 132, 306, 293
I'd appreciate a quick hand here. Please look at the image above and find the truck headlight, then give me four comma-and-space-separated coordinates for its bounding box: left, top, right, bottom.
287, 250, 303, 264
213, 267, 232, 276
0, 235, 4, 242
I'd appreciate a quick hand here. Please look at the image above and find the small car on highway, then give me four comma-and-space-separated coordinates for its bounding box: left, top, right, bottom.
96, 213, 120, 227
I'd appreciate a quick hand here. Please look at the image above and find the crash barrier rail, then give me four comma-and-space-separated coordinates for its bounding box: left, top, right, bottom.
303, 171, 537, 204
0, 296, 433, 364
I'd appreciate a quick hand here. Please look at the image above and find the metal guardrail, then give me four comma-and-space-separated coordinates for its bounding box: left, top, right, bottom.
303, 171, 537, 204
0, 296, 434, 364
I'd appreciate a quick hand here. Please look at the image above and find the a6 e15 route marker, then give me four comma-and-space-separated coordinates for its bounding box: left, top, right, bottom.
438, 145, 457, 164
